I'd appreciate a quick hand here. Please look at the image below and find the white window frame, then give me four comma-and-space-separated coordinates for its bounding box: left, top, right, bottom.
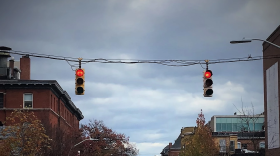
237, 142, 241, 149
259, 142, 265, 149
219, 139, 226, 153
23, 93, 33, 108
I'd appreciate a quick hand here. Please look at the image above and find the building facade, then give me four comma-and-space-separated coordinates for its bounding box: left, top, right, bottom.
208, 114, 265, 152
212, 133, 238, 155
209, 115, 265, 132
160, 127, 195, 156
0, 52, 83, 140
263, 25, 280, 156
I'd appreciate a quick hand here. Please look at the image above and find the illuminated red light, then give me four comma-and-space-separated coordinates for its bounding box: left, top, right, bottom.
76, 69, 84, 77
204, 71, 212, 78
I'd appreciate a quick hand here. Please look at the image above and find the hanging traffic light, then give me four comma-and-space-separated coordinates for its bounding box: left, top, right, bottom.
203, 70, 213, 97
75, 68, 85, 95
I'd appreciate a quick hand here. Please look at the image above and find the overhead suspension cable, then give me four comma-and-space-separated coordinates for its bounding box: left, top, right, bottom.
1, 50, 278, 67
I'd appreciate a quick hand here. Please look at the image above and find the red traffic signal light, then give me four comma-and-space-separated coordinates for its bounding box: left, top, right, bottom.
204, 70, 212, 78
76, 69, 84, 77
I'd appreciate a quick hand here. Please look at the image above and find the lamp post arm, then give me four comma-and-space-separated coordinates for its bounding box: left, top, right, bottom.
230, 38, 280, 49
250, 39, 280, 49
73, 139, 90, 147
67, 138, 99, 156
67, 139, 89, 156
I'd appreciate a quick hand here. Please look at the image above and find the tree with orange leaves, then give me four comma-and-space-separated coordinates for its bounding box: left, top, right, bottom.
0, 109, 51, 156
72, 119, 138, 156
180, 110, 219, 156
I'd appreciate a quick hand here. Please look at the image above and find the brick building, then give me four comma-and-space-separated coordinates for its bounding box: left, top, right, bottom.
0, 52, 83, 139
160, 127, 195, 156
263, 25, 280, 156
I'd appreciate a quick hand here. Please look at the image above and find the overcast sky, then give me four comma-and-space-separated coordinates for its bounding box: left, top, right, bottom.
1, 0, 280, 155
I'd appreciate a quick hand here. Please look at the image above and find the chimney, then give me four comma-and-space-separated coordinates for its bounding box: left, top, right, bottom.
20, 55, 30, 80
169, 142, 172, 149
9, 57, 14, 78
0, 51, 11, 79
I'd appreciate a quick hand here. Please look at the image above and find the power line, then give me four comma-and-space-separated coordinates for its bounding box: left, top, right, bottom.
1, 50, 280, 67
7, 50, 78, 62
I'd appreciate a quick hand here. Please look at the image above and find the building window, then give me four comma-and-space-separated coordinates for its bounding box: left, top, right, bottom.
259, 142, 265, 149
237, 142, 241, 149
54, 97, 55, 111
24, 94, 33, 108
232, 123, 237, 132
230, 141, 235, 151
0, 93, 3, 108
219, 139, 226, 153
241, 144, 247, 149
216, 123, 221, 132
51, 94, 52, 109
227, 123, 232, 131
255, 123, 263, 131
221, 123, 227, 131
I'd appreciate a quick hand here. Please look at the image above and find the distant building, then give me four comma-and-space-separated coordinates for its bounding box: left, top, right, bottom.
263, 24, 280, 155
0, 52, 83, 141
160, 145, 169, 156
160, 127, 195, 156
208, 114, 265, 152
209, 114, 265, 132
212, 132, 238, 155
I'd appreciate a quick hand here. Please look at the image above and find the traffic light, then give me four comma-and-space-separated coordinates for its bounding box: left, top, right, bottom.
203, 70, 213, 97
75, 68, 85, 95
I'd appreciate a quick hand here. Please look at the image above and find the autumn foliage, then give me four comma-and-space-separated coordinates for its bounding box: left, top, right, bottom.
73, 120, 139, 156
180, 110, 219, 156
0, 110, 138, 156
0, 109, 51, 156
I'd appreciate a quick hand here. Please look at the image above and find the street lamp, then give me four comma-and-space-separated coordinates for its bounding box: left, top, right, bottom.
68, 138, 98, 156
0, 46, 12, 51
230, 38, 280, 49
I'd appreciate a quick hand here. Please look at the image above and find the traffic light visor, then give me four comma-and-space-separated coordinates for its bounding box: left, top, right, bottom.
204, 70, 212, 78
76, 69, 84, 77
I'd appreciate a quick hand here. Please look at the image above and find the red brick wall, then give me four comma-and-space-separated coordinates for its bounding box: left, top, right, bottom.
169, 150, 180, 156
0, 109, 7, 123
238, 139, 265, 151
0, 88, 80, 138
2, 89, 51, 108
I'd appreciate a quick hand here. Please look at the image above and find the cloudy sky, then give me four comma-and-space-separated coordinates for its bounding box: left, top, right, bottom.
1, 0, 280, 155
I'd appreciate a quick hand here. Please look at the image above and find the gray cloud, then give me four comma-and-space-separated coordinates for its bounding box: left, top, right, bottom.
1, 0, 279, 155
